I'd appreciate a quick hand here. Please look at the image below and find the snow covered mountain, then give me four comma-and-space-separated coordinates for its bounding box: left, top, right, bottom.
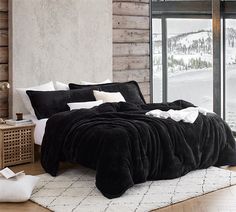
153, 28, 236, 74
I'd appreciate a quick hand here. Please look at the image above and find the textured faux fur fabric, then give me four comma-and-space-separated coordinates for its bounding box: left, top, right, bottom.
41, 100, 236, 198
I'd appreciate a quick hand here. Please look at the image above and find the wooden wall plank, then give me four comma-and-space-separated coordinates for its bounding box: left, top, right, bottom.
113, 29, 149, 43
113, 0, 149, 3
0, 30, 7, 46
0, 64, 8, 80
113, 0, 150, 102
0, 0, 8, 12
0, 1, 8, 116
0, 12, 7, 29
113, 69, 149, 82
113, 15, 149, 30
0, 47, 8, 63
113, 2, 149, 16
113, 43, 149, 56
113, 56, 149, 71
0, 90, 8, 117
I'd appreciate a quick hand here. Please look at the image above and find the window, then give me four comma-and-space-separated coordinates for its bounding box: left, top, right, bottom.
167, 19, 213, 110
226, 19, 236, 132
152, 0, 236, 134
152, 19, 162, 102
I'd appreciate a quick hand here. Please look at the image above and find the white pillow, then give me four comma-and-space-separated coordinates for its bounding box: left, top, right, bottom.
80, 79, 111, 85
93, 90, 126, 103
0, 174, 39, 202
17, 81, 55, 115
54, 81, 69, 90
68, 100, 103, 110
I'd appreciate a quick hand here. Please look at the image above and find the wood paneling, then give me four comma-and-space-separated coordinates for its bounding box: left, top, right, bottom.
0, 47, 7, 63
113, 56, 149, 71
113, 0, 150, 101
113, 15, 149, 29
0, 30, 7, 46
113, 69, 149, 82
0, 0, 8, 117
0, 12, 7, 29
113, 2, 149, 16
113, 29, 149, 43
113, 0, 149, 3
0, 0, 7, 12
113, 43, 149, 57
0, 64, 8, 81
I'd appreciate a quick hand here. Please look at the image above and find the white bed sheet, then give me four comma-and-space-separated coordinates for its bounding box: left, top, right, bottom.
24, 114, 48, 146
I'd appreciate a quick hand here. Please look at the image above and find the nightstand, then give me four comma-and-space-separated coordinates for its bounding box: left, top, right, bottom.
0, 124, 35, 169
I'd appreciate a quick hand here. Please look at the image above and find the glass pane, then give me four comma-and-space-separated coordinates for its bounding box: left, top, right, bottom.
167, 19, 213, 110
225, 19, 236, 132
152, 19, 162, 103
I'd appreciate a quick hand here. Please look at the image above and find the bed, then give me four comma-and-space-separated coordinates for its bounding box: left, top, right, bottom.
23, 81, 236, 199
24, 114, 47, 146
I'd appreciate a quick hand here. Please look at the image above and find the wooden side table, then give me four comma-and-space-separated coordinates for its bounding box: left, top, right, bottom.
0, 123, 35, 169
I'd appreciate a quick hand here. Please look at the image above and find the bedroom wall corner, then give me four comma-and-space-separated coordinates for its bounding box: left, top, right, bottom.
112, 0, 151, 103
0, 0, 152, 117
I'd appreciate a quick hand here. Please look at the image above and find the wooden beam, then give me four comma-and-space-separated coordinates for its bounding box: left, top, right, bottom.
0, 47, 8, 63
113, 56, 150, 71
113, 0, 149, 3
113, 15, 149, 30
0, 0, 7, 12
113, 43, 149, 56
113, 29, 149, 43
0, 64, 8, 80
0, 12, 7, 29
0, 29, 7, 46
113, 69, 149, 82
113, 2, 149, 16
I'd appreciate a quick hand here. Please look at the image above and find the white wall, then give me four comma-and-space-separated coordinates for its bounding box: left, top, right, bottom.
9, 0, 112, 115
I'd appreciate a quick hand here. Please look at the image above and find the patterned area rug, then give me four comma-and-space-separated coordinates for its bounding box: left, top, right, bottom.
31, 167, 236, 212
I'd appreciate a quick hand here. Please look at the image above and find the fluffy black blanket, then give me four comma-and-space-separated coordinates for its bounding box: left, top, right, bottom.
41, 100, 236, 198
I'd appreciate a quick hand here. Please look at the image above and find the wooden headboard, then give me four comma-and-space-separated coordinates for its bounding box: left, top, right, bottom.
9, 0, 112, 117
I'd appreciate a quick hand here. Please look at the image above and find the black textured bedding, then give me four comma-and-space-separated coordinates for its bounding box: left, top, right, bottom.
41, 100, 236, 199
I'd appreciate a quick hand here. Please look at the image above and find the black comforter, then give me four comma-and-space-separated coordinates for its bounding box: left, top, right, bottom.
41, 100, 236, 198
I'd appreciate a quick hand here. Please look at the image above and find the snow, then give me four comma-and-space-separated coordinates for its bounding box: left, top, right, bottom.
153, 65, 236, 132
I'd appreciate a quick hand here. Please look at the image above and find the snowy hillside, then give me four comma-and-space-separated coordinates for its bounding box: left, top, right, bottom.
153, 28, 236, 74
153, 28, 236, 132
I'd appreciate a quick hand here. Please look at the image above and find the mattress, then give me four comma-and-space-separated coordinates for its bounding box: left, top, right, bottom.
24, 114, 47, 145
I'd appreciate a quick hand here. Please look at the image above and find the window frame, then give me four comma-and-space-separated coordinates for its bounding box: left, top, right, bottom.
151, 0, 236, 136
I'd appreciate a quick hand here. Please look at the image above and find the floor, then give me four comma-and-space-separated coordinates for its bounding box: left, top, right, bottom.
0, 162, 236, 212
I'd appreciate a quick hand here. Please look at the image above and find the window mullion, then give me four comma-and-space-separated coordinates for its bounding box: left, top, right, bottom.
161, 16, 168, 103
212, 0, 222, 116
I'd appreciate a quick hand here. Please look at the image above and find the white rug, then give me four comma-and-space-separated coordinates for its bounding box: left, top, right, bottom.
31, 167, 236, 212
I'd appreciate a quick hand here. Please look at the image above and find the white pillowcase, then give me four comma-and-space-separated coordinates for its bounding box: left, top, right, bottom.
93, 90, 126, 103
17, 81, 55, 115
80, 79, 111, 85
67, 100, 103, 110
0, 174, 39, 202
54, 81, 69, 90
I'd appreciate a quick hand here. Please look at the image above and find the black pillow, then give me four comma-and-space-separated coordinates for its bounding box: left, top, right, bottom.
26, 88, 96, 119
69, 81, 146, 105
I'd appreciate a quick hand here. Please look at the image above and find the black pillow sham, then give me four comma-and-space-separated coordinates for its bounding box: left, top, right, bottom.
69, 81, 146, 105
26, 88, 96, 119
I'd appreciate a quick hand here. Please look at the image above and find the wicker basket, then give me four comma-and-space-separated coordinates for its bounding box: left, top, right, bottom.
0, 124, 35, 168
